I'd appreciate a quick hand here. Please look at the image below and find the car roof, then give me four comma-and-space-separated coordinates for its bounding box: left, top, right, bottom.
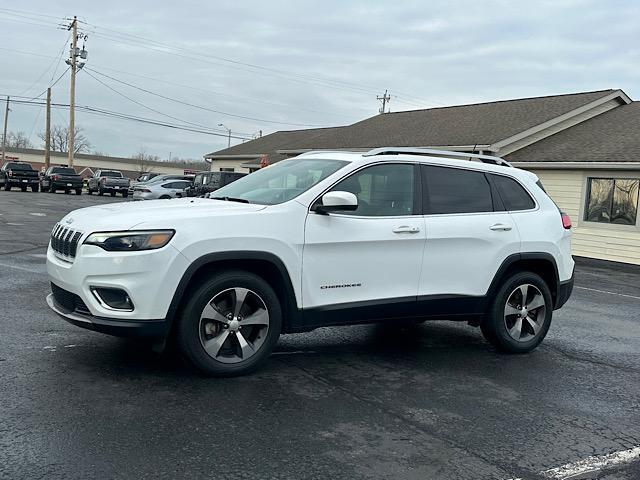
295, 148, 538, 182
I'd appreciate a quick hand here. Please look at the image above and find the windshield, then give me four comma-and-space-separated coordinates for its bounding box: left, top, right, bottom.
53, 167, 76, 175
212, 158, 349, 205
101, 171, 123, 178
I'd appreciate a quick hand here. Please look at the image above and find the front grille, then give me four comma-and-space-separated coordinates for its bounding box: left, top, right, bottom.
50, 223, 83, 259
51, 283, 91, 315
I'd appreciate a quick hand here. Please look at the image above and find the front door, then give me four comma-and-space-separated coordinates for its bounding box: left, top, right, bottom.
302, 163, 426, 311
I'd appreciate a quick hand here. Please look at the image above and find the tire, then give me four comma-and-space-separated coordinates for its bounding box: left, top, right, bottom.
75, 188, 82, 195
122, 191, 128, 198
87, 187, 92, 195
176, 271, 282, 377
41, 184, 48, 193
4, 181, 11, 191
98, 187, 104, 196
32, 184, 39, 193
481, 271, 553, 353
21, 186, 27, 192
159, 195, 171, 199
64, 189, 70, 195
110, 191, 116, 197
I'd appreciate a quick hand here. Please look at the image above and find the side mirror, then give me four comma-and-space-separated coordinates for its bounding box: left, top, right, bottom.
313, 191, 358, 214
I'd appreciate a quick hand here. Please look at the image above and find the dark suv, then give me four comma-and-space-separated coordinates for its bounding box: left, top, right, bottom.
186, 170, 247, 197
41, 166, 83, 194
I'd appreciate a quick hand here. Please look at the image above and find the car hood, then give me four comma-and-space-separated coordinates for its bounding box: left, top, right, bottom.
58, 198, 268, 232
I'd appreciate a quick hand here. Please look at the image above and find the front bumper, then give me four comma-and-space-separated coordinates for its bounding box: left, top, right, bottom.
47, 293, 169, 338
555, 271, 574, 309
46, 241, 189, 324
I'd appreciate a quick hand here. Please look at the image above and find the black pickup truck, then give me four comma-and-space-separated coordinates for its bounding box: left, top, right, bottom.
41, 166, 84, 194
0, 161, 40, 192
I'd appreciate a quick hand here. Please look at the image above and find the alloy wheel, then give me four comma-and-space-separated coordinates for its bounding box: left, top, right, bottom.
503, 283, 546, 342
198, 287, 270, 364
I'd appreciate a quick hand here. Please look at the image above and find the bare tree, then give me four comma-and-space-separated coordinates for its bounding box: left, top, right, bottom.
132, 147, 160, 174
39, 125, 92, 154
4, 131, 33, 149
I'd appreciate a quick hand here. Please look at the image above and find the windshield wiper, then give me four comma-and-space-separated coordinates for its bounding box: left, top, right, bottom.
211, 196, 250, 203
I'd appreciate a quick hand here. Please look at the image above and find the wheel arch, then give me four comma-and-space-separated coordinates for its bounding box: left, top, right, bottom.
165, 251, 300, 335
486, 253, 560, 309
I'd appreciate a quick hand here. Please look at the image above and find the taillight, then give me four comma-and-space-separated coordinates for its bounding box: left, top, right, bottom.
51, 174, 59, 181
8, 170, 13, 177
561, 212, 572, 229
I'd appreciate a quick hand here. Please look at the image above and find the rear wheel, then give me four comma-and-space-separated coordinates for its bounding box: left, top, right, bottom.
64, 189, 70, 194
75, 188, 82, 195
32, 184, 39, 192
481, 271, 552, 353
122, 191, 128, 198
20, 185, 27, 192
110, 191, 116, 197
176, 271, 282, 376
159, 195, 171, 199
98, 187, 104, 196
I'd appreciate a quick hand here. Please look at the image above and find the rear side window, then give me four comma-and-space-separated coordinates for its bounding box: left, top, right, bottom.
491, 175, 536, 211
53, 167, 76, 175
422, 165, 493, 214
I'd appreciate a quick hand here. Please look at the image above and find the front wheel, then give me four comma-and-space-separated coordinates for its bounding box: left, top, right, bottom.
176, 271, 282, 377
480, 271, 552, 353
3, 181, 10, 191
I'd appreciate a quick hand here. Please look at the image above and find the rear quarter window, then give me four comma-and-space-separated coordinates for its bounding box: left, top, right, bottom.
491, 174, 536, 211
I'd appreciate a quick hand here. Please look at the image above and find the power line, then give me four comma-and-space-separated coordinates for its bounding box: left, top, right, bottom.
26, 67, 70, 102
81, 68, 230, 133
7, 97, 253, 140
17, 33, 69, 97
84, 67, 328, 127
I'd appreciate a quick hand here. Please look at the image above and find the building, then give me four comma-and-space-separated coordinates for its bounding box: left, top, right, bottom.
1, 148, 206, 179
205, 89, 640, 265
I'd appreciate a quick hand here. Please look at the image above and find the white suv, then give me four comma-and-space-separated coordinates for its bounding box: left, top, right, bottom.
46, 148, 574, 376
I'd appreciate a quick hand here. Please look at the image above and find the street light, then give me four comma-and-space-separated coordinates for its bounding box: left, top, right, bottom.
218, 123, 231, 148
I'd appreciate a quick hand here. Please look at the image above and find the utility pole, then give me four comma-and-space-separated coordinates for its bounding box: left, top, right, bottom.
377, 89, 391, 114
67, 16, 78, 167
45, 88, 51, 168
1, 96, 9, 163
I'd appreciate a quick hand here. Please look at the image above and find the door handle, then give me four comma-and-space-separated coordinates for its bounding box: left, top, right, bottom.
490, 223, 512, 231
393, 226, 421, 234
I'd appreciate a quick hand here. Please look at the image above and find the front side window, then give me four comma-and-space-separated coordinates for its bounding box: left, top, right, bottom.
327, 163, 415, 216
585, 178, 639, 225
212, 158, 349, 205
422, 165, 493, 214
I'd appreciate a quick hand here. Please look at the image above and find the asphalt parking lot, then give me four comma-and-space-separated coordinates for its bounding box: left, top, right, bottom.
1, 191, 639, 480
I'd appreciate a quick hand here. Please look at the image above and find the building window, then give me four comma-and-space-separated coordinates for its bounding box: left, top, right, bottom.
585, 178, 639, 225
220, 167, 235, 172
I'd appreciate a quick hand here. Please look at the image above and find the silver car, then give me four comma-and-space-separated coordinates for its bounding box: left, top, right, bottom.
132, 179, 193, 200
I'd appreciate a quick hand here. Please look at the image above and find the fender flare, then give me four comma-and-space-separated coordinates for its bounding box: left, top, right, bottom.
164, 250, 300, 331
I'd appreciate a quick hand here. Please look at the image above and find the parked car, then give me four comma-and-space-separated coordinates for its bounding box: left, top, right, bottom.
87, 170, 130, 197
132, 179, 193, 200
128, 174, 192, 196
186, 171, 247, 197
41, 166, 83, 194
0, 161, 40, 192
136, 172, 161, 183
46, 148, 574, 377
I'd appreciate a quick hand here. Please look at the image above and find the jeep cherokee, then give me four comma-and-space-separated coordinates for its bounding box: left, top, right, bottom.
46, 148, 574, 376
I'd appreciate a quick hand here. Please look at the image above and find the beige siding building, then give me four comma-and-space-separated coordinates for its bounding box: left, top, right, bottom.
205, 89, 640, 265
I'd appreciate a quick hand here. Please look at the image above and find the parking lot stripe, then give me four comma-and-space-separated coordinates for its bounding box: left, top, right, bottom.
542, 446, 640, 479
575, 286, 640, 301
0, 261, 46, 274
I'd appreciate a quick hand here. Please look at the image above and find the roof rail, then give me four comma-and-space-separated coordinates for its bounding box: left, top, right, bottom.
363, 147, 512, 167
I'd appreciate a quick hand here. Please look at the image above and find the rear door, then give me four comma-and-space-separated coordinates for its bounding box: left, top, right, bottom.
303, 162, 426, 309
419, 164, 521, 298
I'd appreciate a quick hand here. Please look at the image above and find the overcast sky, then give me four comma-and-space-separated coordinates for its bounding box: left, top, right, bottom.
0, 0, 638, 160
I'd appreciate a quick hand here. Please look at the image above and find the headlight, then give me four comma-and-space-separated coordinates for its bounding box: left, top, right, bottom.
84, 230, 175, 251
